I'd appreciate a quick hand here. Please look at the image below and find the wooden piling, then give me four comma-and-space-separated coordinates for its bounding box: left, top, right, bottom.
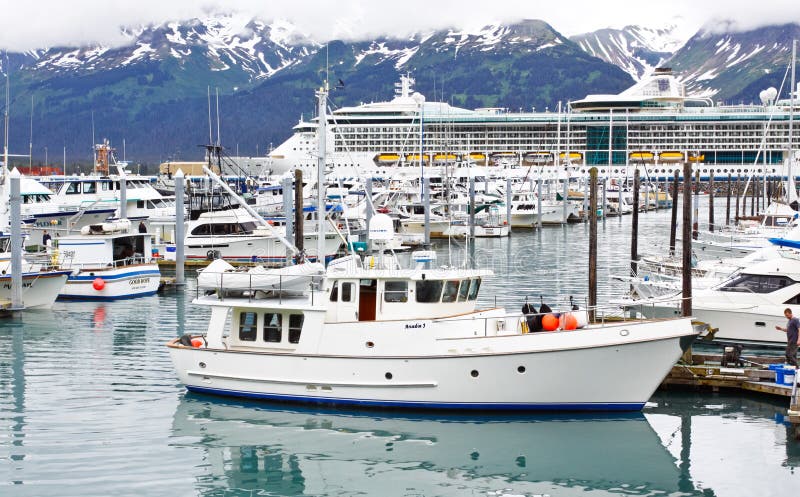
682, 162, 693, 317
669, 170, 679, 255
631, 169, 640, 279
726, 173, 731, 225
294, 169, 304, 257
692, 170, 700, 240
708, 171, 714, 232
742, 178, 747, 217
589, 167, 598, 322
735, 176, 740, 221
752, 176, 757, 216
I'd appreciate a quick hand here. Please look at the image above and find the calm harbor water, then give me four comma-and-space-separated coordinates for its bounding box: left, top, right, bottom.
2, 199, 800, 496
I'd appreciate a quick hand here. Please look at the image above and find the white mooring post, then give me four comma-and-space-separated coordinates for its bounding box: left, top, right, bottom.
10, 168, 23, 310
174, 169, 185, 286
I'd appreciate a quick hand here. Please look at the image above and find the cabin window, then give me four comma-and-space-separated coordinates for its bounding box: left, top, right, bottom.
719, 274, 794, 294
384, 281, 408, 303
82, 182, 96, 194
341, 282, 354, 302
238, 312, 258, 341
137, 200, 145, 209
263, 313, 282, 342
190, 224, 211, 236
467, 278, 481, 301
457, 280, 470, 301
65, 182, 80, 194
329, 283, 338, 302
416, 280, 443, 303
442, 281, 460, 303
288, 314, 304, 344
785, 293, 800, 305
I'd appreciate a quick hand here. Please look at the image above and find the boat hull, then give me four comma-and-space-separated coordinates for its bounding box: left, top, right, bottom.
0, 271, 70, 308
59, 264, 161, 300
169, 320, 694, 411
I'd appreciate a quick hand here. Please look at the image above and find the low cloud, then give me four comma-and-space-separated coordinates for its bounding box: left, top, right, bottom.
2, 0, 799, 52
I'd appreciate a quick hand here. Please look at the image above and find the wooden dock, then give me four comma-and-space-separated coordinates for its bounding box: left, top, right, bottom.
662, 352, 797, 398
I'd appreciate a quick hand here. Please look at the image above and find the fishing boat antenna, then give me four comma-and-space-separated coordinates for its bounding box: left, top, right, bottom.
28, 95, 33, 168
215, 87, 221, 147
316, 82, 328, 265
207, 86, 213, 146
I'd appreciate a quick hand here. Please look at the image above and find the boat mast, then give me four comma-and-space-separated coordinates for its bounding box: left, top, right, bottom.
316, 82, 328, 265
790, 39, 796, 204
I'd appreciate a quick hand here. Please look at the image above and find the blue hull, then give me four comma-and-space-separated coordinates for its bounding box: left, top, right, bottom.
185, 385, 644, 412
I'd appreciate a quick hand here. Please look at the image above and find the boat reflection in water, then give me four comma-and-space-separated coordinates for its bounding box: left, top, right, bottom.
172, 393, 686, 496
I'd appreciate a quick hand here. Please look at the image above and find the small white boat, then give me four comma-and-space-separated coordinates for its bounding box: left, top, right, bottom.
197, 259, 325, 294
53, 221, 161, 300
0, 236, 70, 308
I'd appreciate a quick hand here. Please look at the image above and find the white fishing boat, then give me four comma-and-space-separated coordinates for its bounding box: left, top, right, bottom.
53, 221, 161, 300
168, 213, 698, 411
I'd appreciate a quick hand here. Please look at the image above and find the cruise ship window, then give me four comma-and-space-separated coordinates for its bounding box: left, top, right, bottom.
238, 312, 257, 341
263, 313, 282, 342
288, 314, 303, 344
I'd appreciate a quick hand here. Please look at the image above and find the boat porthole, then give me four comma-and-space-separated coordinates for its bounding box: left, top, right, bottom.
366, 341, 375, 348
517, 366, 526, 374
385, 372, 393, 380
620, 330, 630, 337
199, 362, 206, 368
471, 370, 479, 378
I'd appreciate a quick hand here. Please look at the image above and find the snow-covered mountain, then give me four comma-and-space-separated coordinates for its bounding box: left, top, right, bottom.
667, 23, 800, 101
570, 24, 695, 80
0, 17, 635, 163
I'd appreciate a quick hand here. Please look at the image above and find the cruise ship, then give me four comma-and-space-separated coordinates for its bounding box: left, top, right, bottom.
268, 69, 800, 180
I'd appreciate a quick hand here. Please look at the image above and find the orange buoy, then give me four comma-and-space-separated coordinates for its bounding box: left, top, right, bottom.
92, 278, 106, 291
191, 338, 204, 348
541, 314, 559, 331
560, 313, 578, 330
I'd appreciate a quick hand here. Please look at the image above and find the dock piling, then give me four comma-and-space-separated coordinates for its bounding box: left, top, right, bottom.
10, 168, 23, 310
682, 162, 693, 317
669, 170, 679, 255
537, 179, 543, 229
119, 174, 127, 220
588, 167, 598, 322
423, 177, 431, 245
726, 173, 731, 225
708, 171, 715, 232
174, 169, 185, 286
631, 169, 640, 280
294, 169, 304, 257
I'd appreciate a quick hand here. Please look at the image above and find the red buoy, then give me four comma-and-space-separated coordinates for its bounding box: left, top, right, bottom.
560, 313, 578, 330
92, 278, 106, 291
191, 338, 203, 348
541, 314, 559, 331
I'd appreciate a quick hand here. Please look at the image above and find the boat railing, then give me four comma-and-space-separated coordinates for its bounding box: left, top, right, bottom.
433, 300, 685, 337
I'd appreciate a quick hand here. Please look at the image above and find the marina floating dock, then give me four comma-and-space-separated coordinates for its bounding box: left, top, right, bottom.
662, 352, 797, 398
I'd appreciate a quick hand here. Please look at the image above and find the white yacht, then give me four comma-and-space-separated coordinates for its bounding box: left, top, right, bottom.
168, 215, 698, 411
629, 248, 800, 345
184, 209, 341, 265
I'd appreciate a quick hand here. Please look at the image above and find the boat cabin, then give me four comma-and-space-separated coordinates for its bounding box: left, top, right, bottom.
324, 269, 489, 323
56, 230, 153, 268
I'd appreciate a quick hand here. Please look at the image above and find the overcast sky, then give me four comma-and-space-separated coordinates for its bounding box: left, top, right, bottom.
3, 0, 800, 51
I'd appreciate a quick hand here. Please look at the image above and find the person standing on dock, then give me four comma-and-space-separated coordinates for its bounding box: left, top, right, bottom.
138, 221, 147, 234
42, 230, 51, 246
776, 308, 800, 367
